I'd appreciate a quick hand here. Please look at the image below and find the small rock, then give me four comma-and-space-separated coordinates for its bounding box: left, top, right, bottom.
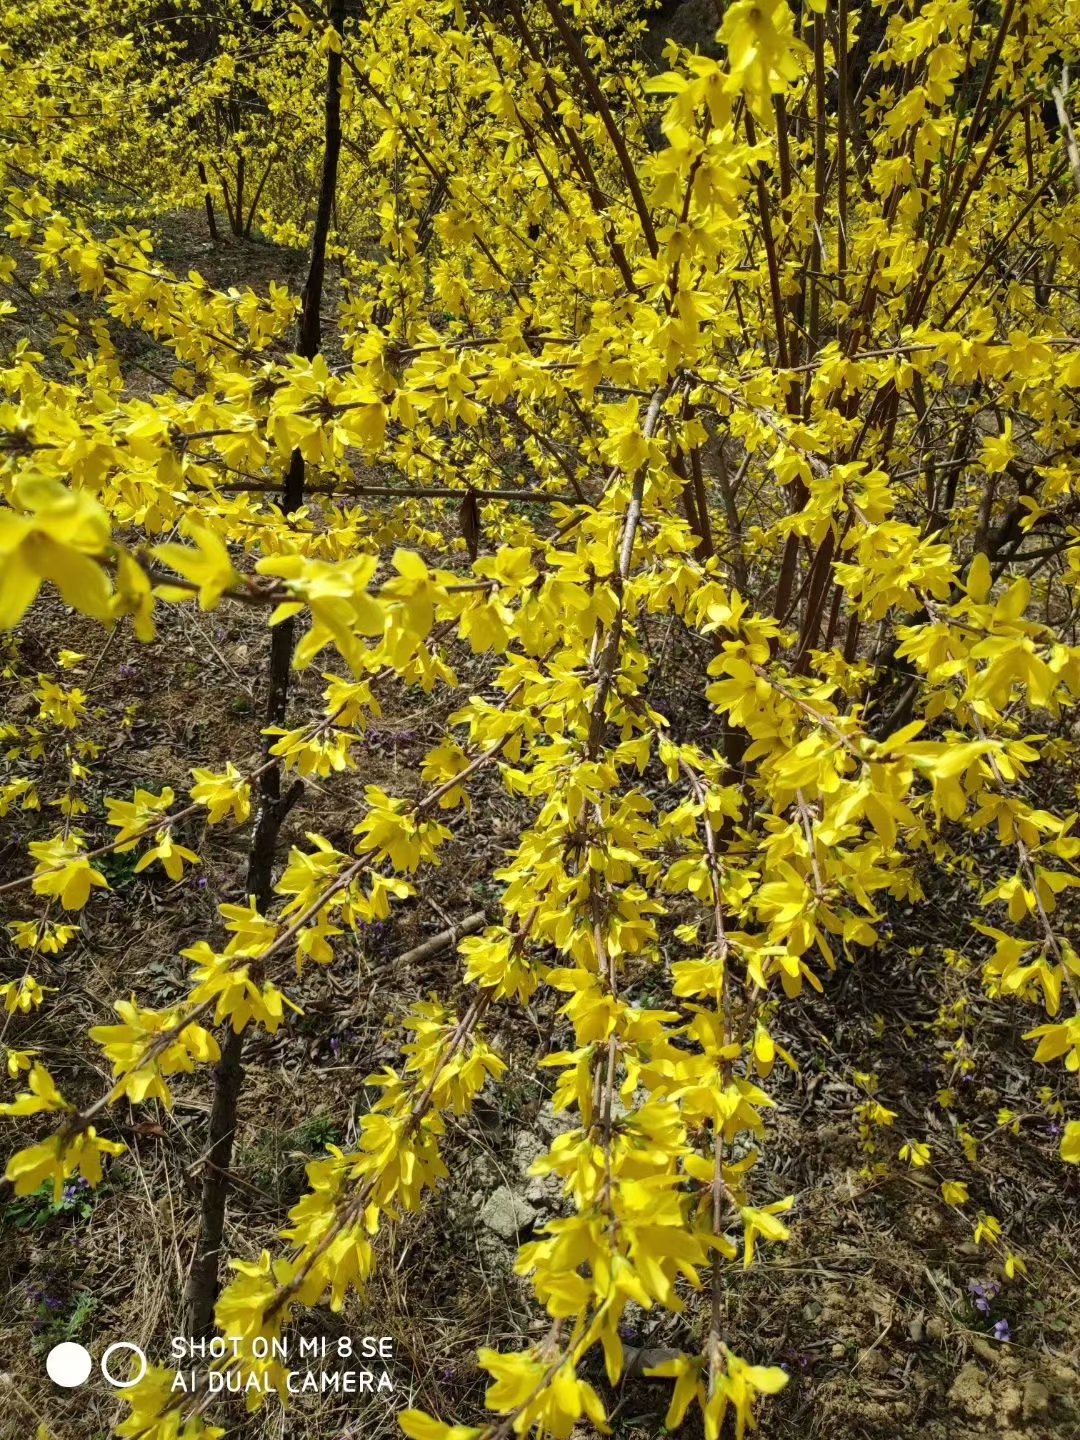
625, 1346, 684, 1377
479, 1186, 537, 1240
514, 1130, 563, 1209
926, 1316, 947, 1341
998, 1385, 1022, 1424
1022, 1378, 1050, 1422
949, 1362, 994, 1420
513, 1130, 546, 1171
969, 1336, 1020, 1374
857, 1347, 887, 1377
524, 1173, 563, 1207
971, 1337, 1000, 1367
537, 1102, 573, 1139
908, 1315, 925, 1343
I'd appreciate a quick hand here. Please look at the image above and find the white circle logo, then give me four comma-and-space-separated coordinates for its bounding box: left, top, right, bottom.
101, 1341, 148, 1389
46, 1342, 93, 1388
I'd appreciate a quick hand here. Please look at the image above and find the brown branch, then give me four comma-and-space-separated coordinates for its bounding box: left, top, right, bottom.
536, 0, 658, 258
393, 912, 487, 967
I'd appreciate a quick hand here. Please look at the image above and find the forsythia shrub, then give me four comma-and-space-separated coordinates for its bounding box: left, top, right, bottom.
2, 0, 1080, 1436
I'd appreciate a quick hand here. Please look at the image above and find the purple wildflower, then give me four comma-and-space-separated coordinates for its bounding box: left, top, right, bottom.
993, 1319, 1011, 1342
968, 1279, 999, 1315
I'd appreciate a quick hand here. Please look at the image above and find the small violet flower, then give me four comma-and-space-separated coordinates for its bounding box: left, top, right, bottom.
967, 1279, 1000, 1316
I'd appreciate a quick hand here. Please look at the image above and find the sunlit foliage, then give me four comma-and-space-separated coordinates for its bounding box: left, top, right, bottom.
3, 0, 1080, 1436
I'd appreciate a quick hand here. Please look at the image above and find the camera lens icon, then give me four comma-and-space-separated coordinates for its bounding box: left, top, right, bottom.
46, 1340, 148, 1389
101, 1341, 149, 1388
